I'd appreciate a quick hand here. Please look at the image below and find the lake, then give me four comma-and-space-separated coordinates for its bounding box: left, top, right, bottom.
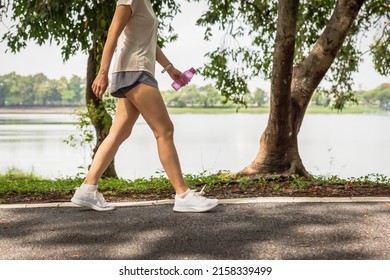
0, 112, 389, 179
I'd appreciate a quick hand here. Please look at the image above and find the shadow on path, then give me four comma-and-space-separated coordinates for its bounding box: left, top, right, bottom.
0, 202, 389, 259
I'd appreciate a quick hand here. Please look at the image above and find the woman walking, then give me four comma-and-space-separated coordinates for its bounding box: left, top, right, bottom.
71, 0, 218, 212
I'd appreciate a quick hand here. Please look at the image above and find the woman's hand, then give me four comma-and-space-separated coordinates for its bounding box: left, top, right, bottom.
167, 66, 184, 83
92, 71, 109, 99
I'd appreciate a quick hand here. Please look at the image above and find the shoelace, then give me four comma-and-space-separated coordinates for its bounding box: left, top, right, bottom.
173, 186, 208, 199
93, 191, 109, 207
192, 185, 207, 200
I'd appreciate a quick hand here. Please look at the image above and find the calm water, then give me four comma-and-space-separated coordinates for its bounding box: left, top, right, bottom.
0, 113, 389, 179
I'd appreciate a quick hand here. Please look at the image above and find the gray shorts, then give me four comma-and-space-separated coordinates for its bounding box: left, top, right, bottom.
110, 71, 158, 98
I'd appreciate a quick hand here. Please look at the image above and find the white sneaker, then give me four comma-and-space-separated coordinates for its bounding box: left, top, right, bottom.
71, 186, 116, 211
173, 186, 218, 213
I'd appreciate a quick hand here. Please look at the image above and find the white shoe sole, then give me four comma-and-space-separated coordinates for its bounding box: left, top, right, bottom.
71, 197, 116, 212
173, 201, 219, 213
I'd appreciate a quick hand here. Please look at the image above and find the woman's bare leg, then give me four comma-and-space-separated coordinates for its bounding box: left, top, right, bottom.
125, 83, 188, 195
84, 98, 140, 185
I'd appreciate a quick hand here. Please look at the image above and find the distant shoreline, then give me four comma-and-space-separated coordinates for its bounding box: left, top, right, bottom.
0, 105, 387, 114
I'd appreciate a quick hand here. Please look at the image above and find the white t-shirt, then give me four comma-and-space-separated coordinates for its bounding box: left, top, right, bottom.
113, 0, 158, 76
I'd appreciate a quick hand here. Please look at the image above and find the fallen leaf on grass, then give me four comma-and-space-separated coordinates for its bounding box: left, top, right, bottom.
282, 186, 294, 194
307, 186, 320, 193
261, 184, 268, 190
231, 187, 243, 194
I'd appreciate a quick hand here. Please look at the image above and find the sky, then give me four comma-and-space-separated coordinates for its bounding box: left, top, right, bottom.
0, 0, 388, 92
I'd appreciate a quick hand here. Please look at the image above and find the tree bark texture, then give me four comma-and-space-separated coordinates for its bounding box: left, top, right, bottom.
291, 0, 365, 133
241, 0, 365, 177
86, 46, 118, 178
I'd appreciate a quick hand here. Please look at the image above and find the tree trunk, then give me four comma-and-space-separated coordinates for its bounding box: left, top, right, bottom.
86, 46, 118, 178
240, 0, 365, 177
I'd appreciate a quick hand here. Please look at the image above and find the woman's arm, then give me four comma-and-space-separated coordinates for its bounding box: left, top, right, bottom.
92, 5, 132, 98
156, 45, 183, 82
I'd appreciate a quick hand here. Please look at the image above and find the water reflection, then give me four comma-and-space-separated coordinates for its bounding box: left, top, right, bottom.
0, 113, 389, 179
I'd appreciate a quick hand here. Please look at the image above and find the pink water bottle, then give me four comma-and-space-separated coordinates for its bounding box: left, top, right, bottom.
171, 67, 196, 91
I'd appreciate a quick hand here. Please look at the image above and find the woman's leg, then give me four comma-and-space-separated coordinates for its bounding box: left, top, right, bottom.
124, 83, 188, 195
84, 98, 140, 185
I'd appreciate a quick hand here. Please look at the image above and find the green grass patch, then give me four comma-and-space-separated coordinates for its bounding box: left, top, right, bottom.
0, 169, 83, 196
0, 168, 389, 203
0, 169, 232, 197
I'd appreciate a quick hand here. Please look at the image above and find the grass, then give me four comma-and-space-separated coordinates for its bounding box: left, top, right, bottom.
0, 168, 83, 196
0, 168, 389, 204
0, 168, 227, 197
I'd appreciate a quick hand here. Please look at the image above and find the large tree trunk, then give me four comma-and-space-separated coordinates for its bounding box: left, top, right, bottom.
86, 46, 117, 178
240, 0, 365, 177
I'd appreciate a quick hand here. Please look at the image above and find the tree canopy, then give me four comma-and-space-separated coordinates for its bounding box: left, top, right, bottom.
1, 0, 180, 60
194, 0, 389, 109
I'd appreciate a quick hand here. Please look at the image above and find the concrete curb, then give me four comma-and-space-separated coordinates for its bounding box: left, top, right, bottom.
0, 196, 389, 209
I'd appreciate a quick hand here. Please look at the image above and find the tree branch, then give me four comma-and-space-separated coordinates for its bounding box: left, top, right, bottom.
291, 0, 365, 107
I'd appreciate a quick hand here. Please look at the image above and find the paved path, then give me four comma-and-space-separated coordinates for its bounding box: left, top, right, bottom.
0, 198, 389, 260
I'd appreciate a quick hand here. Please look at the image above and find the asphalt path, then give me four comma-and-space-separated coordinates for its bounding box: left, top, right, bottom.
0, 201, 389, 260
